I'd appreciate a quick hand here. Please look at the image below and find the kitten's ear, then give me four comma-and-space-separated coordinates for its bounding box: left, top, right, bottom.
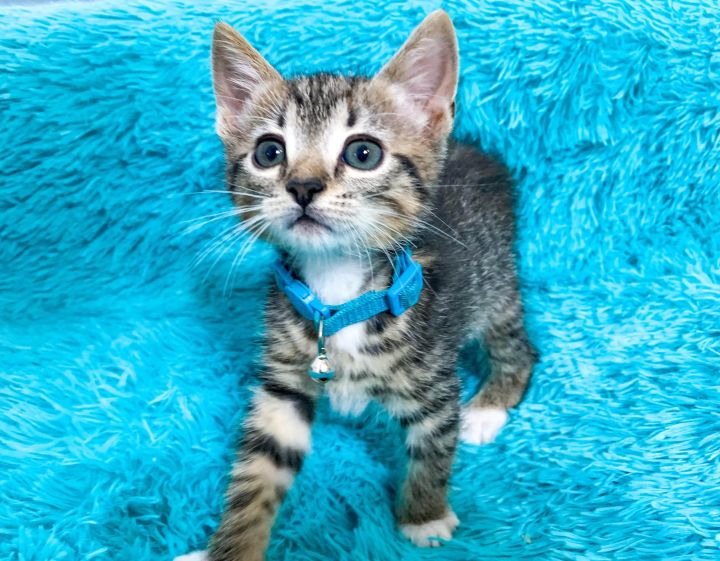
373, 10, 458, 137
212, 22, 282, 137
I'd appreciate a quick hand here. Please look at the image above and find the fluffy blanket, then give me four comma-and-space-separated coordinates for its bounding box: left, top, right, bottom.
1, 1, 718, 560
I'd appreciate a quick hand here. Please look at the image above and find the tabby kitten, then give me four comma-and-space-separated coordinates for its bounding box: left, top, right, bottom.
177, 10, 536, 561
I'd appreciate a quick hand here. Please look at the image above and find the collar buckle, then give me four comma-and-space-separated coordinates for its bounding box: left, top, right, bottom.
272, 261, 331, 321
385, 251, 423, 316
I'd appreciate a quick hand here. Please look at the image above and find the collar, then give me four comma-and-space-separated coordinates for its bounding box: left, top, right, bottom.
272, 248, 423, 337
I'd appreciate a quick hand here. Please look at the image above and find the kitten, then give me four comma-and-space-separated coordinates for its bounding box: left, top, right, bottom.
178, 10, 536, 561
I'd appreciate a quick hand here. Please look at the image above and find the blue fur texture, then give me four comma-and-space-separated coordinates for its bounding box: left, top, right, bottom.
1, 1, 719, 559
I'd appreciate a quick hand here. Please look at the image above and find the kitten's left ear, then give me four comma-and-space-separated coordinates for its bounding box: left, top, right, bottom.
373, 10, 459, 137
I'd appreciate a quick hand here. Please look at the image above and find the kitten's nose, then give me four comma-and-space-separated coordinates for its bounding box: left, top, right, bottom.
286, 178, 324, 209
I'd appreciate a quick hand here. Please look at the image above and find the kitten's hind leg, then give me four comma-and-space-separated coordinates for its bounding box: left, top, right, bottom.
462, 301, 536, 445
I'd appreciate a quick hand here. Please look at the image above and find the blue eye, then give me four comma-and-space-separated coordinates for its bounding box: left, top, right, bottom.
254, 138, 285, 168
342, 139, 383, 170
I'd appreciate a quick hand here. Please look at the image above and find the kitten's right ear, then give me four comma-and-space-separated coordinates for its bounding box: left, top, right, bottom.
212, 22, 282, 137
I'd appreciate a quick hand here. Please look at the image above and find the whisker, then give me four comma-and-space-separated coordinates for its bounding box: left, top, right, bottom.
358, 225, 399, 275
228, 191, 272, 200
206, 231, 254, 287
191, 221, 243, 265
413, 219, 467, 249
181, 206, 260, 228
341, 218, 375, 279
237, 222, 271, 263
228, 182, 274, 199
424, 207, 461, 238
173, 189, 271, 200
192, 215, 264, 271
194, 224, 245, 274
371, 207, 467, 249
175, 190, 238, 196
360, 212, 416, 249
201, 223, 259, 285
434, 182, 505, 188
223, 221, 271, 295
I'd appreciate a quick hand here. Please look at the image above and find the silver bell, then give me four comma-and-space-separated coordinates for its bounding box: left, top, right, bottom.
308, 317, 334, 383
308, 353, 334, 383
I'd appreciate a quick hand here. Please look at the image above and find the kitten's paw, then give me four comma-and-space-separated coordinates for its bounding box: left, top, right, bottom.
400, 511, 459, 547
460, 406, 508, 445
173, 551, 208, 561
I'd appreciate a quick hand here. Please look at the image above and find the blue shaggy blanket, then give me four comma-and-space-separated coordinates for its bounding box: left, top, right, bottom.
1, 1, 719, 560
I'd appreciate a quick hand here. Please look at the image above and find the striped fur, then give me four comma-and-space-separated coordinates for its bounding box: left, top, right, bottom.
206, 11, 536, 559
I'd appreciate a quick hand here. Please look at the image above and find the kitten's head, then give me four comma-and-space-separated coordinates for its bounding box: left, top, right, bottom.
211, 11, 458, 256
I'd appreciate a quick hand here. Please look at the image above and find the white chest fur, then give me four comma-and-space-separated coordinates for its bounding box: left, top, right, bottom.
299, 255, 368, 356
299, 255, 371, 416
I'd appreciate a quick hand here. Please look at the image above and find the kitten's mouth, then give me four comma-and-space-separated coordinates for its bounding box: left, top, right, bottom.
291, 214, 331, 232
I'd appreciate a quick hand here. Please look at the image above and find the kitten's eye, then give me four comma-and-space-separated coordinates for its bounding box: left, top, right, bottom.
254, 138, 285, 168
342, 139, 383, 170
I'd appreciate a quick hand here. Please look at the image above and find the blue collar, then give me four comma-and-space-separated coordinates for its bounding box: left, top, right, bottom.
272, 249, 423, 337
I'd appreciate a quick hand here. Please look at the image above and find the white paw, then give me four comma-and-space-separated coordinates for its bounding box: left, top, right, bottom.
400, 510, 459, 547
460, 406, 508, 445
174, 551, 208, 561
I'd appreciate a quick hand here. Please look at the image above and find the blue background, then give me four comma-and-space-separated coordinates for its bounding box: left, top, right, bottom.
1, 1, 719, 560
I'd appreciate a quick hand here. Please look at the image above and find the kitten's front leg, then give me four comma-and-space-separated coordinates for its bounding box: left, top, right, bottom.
387, 383, 461, 547
208, 379, 316, 561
